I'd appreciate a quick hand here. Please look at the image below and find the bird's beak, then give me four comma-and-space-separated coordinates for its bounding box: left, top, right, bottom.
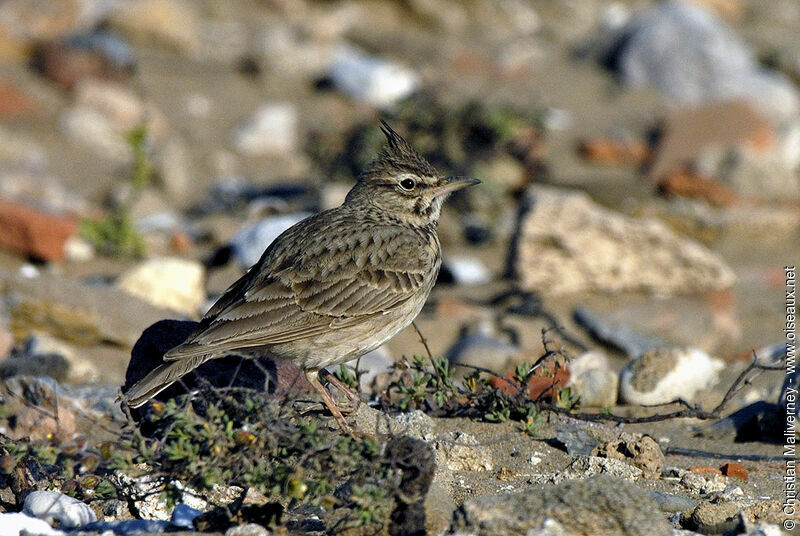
433, 176, 481, 197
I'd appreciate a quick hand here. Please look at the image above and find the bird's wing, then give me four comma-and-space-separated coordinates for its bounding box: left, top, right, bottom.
164, 220, 437, 360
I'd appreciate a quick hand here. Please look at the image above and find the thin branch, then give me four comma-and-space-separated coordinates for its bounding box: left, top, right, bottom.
411, 321, 434, 361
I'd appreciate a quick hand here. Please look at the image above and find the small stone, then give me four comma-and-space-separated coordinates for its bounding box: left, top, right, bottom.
23, 333, 98, 383
591, 434, 664, 479
232, 102, 297, 156
330, 45, 420, 108
2, 376, 77, 442
647, 490, 698, 514
231, 214, 310, 268
225, 524, 270, 536
23, 491, 96, 528
568, 456, 644, 481
434, 432, 493, 472
720, 463, 748, 479
0, 199, 77, 261
117, 257, 206, 315
442, 257, 491, 285
570, 367, 618, 408
619, 347, 723, 405
0, 512, 65, 536
572, 308, 665, 358
512, 186, 735, 295
690, 501, 742, 534
63, 236, 95, 262
681, 471, 728, 494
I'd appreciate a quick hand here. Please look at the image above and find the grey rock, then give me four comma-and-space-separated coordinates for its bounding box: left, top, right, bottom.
452, 474, 672, 536
0, 269, 175, 347
442, 256, 491, 285
609, 1, 799, 123
573, 307, 665, 358
648, 491, 698, 514
0, 351, 69, 381
511, 186, 735, 295
231, 213, 310, 269
350, 404, 434, 440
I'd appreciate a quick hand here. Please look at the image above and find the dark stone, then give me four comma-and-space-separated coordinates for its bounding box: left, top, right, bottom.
122, 319, 310, 424
0, 353, 69, 382
385, 436, 436, 536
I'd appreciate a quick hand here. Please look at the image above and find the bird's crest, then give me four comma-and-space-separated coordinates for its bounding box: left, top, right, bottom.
361, 120, 438, 180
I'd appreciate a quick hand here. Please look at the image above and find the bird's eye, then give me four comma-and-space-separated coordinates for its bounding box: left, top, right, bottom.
399, 178, 416, 190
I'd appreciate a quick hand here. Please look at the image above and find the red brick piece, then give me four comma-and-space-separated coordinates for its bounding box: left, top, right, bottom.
0, 199, 77, 261
720, 462, 748, 479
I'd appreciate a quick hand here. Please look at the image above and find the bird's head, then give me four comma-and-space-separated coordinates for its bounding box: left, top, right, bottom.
345, 121, 480, 226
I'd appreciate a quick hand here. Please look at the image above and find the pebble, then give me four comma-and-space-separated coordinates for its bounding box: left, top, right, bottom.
570, 367, 618, 408
23, 491, 96, 529
330, 45, 420, 108
74, 79, 144, 134
0, 512, 65, 536
117, 257, 206, 316
226, 524, 271, 536
647, 490, 698, 514
619, 347, 723, 406
513, 186, 735, 295
60, 106, 130, 162
231, 213, 310, 268
232, 102, 298, 156
442, 256, 491, 285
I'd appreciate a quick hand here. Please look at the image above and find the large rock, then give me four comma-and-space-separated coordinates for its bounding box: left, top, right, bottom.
511, 186, 735, 295
451, 474, 672, 536
0, 269, 174, 346
608, 0, 799, 124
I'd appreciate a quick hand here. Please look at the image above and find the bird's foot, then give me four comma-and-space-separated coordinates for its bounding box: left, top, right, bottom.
319, 368, 362, 413
305, 370, 360, 437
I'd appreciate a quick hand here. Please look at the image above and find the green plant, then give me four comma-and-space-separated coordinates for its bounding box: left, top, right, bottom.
80, 125, 152, 258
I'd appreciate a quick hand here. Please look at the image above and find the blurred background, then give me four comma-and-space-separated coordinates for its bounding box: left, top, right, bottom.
0, 0, 796, 404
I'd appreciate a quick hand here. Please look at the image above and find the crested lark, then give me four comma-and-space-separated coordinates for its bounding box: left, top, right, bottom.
123, 121, 480, 431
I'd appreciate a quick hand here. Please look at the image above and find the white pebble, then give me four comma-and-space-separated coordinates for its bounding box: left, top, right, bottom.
0, 512, 65, 536
23, 491, 96, 529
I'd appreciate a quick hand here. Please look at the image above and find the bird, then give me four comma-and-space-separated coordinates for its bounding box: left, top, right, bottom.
122, 121, 480, 432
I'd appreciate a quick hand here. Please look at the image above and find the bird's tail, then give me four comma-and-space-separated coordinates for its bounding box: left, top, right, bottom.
122, 353, 210, 408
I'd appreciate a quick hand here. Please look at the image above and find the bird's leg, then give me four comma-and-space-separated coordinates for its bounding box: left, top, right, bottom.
304, 369, 356, 436
319, 368, 360, 404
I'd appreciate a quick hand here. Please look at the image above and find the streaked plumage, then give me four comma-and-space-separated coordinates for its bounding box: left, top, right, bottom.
122, 121, 479, 431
